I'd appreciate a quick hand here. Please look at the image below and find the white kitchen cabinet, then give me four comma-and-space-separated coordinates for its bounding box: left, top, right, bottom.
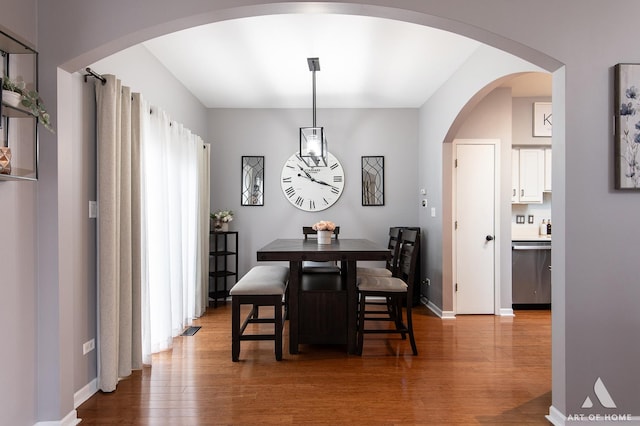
512, 148, 544, 204
544, 148, 552, 191
511, 149, 520, 203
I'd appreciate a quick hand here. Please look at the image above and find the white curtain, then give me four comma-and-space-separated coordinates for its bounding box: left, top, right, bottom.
198, 144, 211, 315
139, 99, 209, 363
96, 75, 210, 389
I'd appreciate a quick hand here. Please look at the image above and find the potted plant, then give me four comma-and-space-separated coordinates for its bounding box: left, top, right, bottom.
210, 209, 234, 232
2, 74, 54, 133
312, 220, 336, 244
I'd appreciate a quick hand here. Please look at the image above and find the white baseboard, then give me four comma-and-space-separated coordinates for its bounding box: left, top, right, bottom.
74, 378, 98, 408
546, 405, 565, 425
422, 297, 456, 319
33, 409, 80, 426
441, 310, 456, 319
33, 378, 97, 425
499, 308, 515, 317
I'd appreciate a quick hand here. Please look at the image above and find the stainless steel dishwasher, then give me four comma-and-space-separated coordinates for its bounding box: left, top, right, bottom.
512, 240, 551, 308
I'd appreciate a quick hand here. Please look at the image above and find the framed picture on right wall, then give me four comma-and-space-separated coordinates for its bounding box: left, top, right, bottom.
614, 63, 640, 189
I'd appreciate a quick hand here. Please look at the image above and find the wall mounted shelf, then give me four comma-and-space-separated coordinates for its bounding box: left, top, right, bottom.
0, 28, 39, 182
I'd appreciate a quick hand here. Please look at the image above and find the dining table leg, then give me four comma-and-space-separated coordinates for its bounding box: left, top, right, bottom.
288, 260, 300, 354
346, 259, 357, 354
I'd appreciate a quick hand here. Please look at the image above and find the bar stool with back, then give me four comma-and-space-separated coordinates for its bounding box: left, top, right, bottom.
356, 229, 420, 355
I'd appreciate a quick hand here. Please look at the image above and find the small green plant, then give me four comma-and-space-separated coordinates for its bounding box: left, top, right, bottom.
2, 75, 54, 133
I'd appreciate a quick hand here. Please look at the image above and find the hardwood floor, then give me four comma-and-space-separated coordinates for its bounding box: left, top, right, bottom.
77, 304, 551, 425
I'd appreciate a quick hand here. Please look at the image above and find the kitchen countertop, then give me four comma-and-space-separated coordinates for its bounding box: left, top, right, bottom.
512, 235, 552, 242
512, 224, 552, 242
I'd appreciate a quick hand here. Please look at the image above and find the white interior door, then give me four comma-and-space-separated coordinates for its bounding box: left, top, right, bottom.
455, 142, 496, 314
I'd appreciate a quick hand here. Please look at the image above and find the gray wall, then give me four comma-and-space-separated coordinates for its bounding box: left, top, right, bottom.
208, 108, 419, 277
68, 72, 98, 399
0, 3, 38, 425
1, 0, 638, 423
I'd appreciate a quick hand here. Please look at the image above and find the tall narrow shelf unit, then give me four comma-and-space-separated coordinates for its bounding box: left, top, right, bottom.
0, 28, 39, 181
209, 231, 238, 308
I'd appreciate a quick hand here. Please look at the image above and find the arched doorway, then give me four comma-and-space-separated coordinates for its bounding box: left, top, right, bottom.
40, 2, 566, 422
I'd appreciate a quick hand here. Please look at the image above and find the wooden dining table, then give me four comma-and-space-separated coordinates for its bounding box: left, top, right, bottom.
256, 238, 391, 355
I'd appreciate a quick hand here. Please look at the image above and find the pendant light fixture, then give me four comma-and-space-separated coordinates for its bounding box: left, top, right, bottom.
299, 57, 328, 167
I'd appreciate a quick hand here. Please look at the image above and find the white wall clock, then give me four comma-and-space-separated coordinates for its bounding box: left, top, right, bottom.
280, 152, 345, 211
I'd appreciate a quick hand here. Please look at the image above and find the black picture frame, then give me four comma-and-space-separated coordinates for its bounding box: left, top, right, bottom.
241, 156, 264, 206
614, 63, 640, 190
361, 156, 384, 206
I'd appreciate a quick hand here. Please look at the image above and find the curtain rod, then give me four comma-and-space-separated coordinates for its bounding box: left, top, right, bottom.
84, 67, 106, 85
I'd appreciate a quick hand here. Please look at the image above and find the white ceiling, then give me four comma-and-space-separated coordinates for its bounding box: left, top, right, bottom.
142, 14, 550, 109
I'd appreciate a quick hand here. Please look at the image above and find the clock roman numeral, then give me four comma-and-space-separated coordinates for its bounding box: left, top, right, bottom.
330, 163, 339, 170
282, 177, 292, 183
295, 196, 304, 207
331, 187, 340, 195
309, 200, 316, 210
285, 186, 295, 198
333, 176, 342, 183
323, 197, 329, 205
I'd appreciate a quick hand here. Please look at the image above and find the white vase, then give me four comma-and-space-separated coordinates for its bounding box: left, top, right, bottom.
317, 230, 332, 244
212, 219, 229, 232
2, 91, 22, 108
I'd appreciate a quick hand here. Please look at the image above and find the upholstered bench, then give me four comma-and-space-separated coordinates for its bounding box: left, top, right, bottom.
230, 265, 289, 361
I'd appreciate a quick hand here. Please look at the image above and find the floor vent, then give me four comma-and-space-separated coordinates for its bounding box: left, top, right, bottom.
181, 326, 201, 336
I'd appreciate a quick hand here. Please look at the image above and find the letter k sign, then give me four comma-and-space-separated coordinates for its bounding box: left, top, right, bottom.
582, 377, 617, 409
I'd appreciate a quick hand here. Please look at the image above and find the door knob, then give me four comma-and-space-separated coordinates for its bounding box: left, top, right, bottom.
485, 235, 494, 241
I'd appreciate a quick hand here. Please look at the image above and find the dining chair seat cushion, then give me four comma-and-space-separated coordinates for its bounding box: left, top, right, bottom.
357, 275, 407, 293
229, 265, 289, 296
356, 266, 393, 278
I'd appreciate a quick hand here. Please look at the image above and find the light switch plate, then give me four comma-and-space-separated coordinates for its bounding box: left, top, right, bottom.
516, 215, 525, 224
89, 201, 97, 218
83, 338, 95, 355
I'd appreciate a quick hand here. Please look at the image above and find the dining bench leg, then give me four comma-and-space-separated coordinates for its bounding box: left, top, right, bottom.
229, 265, 289, 362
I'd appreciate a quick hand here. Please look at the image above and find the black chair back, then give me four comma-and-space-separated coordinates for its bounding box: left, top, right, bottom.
386, 227, 403, 276
396, 229, 420, 295
302, 226, 340, 239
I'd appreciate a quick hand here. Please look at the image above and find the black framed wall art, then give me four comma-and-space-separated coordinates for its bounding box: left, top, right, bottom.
361, 156, 384, 206
241, 156, 264, 205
